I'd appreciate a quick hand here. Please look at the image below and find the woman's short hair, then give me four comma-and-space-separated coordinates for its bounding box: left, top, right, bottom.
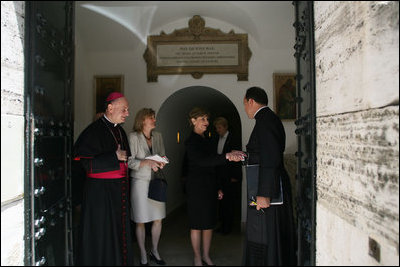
188, 107, 210, 127
133, 108, 155, 132
213, 117, 228, 128
245, 86, 268, 106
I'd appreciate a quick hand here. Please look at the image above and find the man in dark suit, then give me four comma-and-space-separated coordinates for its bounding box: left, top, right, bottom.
242, 87, 296, 266
214, 117, 242, 235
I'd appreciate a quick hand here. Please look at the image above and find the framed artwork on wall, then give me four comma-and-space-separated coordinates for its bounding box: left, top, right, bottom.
94, 75, 124, 115
273, 73, 296, 120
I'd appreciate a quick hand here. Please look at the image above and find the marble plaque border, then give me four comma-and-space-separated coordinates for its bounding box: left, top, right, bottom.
143, 15, 252, 82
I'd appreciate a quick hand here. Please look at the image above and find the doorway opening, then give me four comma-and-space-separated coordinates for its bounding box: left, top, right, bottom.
156, 86, 242, 215
20, 2, 316, 266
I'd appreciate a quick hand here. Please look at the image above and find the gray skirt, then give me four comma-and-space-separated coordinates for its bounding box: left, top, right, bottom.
130, 177, 166, 223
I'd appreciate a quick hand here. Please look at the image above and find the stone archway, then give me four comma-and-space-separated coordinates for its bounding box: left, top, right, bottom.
156, 85, 242, 214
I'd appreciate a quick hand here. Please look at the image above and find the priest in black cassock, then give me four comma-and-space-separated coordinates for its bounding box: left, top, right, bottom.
73, 92, 134, 266
242, 87, 296, 266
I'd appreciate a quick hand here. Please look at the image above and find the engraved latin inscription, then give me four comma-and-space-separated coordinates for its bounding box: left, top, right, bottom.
157, 43, 238, 67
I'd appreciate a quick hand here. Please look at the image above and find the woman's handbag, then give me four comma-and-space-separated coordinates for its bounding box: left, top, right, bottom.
148, 170, 168, 202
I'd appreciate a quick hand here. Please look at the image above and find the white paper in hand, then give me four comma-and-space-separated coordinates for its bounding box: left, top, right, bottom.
145, 154, 169, 164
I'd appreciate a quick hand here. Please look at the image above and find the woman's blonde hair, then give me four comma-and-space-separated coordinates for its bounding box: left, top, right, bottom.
133, 108, 155, 132
188, 107, 209, 127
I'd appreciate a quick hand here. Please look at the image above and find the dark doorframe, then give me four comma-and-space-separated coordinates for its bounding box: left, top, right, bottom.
293, 1, 317, 266
24, 1, 75, 265
22, 1, 316, 265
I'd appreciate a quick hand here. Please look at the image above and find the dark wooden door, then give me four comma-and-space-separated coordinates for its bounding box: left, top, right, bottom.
294, 1, 316, 265
24, 2, 74, 265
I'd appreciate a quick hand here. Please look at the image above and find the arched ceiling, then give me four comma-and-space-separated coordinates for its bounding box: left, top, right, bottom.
156, 86, 242, 160
75, 1, 295, 52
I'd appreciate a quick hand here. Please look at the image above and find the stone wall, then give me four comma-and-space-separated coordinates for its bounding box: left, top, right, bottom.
316, 107, 399, 265
1, 1, 25, 266
314, 1, 399, 265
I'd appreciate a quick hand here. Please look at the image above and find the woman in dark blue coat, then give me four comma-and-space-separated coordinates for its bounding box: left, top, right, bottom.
185, 107, 245, 266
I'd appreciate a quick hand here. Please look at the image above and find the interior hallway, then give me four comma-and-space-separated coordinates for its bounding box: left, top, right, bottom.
133, 204, 245, 266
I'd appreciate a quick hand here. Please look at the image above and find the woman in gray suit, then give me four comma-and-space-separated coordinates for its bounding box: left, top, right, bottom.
128, 108, 167, 266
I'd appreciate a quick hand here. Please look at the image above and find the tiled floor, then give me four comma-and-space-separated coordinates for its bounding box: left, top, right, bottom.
133, 205, 245, 266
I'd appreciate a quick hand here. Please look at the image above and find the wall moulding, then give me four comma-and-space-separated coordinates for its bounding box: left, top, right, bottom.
143, 15, 252, 82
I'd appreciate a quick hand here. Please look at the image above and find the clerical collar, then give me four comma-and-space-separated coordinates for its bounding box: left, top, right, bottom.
254, 106, 267, 118
103, 114, 118, 127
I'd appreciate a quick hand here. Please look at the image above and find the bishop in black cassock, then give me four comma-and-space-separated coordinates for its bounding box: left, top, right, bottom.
242, 87, 296, 266
73, 92, 134, 266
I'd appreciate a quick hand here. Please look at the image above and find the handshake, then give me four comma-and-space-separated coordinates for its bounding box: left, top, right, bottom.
225, 150, 247, 162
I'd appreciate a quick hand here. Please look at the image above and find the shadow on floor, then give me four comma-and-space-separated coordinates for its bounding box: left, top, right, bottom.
132, 204, 244, 266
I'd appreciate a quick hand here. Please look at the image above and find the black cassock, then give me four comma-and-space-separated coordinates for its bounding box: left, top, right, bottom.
243, 107, 296, 266
73, 116, 134, 266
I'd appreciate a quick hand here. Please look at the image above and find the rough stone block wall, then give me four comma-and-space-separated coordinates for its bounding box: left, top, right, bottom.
314, 1, 399, 265
315, 1, 399, 116
1, 1, 24, 116
1, 1, 25, 266
316, 107, 399, 265
1, 0, 25, 201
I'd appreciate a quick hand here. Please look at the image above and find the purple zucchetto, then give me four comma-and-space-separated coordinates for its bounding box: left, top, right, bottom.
106, 92, 124, 102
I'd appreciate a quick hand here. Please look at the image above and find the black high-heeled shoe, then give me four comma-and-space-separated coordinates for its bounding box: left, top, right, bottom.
149, 250, 166, 265
202, 259, 216, 266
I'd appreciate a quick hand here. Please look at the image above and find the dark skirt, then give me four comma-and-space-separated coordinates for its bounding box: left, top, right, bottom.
77, 177, 134, 266
186, 175, 218, 230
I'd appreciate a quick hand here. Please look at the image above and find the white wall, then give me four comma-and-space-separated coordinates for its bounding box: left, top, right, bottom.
74, 28, 94, 133
74, 16, 297, 151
